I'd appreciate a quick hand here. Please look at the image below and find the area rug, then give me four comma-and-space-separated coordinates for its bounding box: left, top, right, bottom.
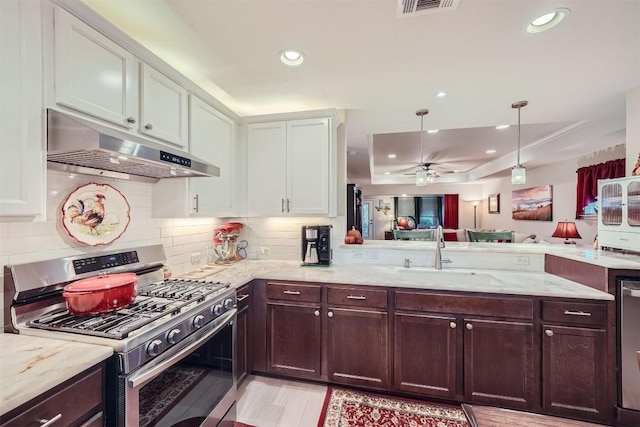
318, 387, 470, 427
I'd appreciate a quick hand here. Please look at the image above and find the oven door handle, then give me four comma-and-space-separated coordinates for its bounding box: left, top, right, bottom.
127, 309, 237, 389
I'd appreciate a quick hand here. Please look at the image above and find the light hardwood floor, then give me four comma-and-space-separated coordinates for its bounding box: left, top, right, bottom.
237, 376, 328, 427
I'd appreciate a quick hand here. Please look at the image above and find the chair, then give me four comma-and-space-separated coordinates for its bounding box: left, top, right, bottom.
392, 229, 435, 241
467, 230, 515, 242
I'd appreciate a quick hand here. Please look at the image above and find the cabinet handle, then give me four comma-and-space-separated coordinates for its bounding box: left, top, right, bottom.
237, 294, 249, 302
328, 311, 334, 318
283, 290, 301, 295
465, 323, 473, 330
126, 116, 136, 124
347, 295, 366, 300
563, 310, 591, 317
193, 194, 199, 212
286, 198, 290, 212
314, 310, 320, 316
545, 329, 554, 337
145, 123, 153, 130
281, 198, 285, 213
450, 322, 457, 329
39, 414, 62, 427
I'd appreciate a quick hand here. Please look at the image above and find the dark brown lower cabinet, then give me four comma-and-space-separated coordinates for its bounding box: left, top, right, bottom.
326, 306, 390, 389
394, 312, 457, 399
266, 301, 321, 378
541, 324, 607, 423
464, 318, 535, 410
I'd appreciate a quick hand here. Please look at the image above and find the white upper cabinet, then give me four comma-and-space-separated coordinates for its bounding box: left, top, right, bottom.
152, 96, 235, 217
51, 6, 188, 150
247, 118, 331, 216
139, 63, 189, 148
53, 6, 137, 129
0, 0, 46, 218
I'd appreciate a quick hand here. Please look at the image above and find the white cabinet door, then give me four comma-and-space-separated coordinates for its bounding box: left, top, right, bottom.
0, 0, 45, 218
247, 122, 287, 216
287, 118, 330, 215
54, 6, 137, 129
189, 96, 234, 215
140, 63, 188, 149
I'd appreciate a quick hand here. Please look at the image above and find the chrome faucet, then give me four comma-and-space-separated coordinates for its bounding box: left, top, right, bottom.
435, 225, 445, 269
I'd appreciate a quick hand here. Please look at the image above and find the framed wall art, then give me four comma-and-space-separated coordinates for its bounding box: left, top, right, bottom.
488, 193, 500, 214
512, 185, 553, 221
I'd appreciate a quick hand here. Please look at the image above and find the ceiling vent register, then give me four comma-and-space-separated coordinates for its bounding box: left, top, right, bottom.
398, 0, 460, 17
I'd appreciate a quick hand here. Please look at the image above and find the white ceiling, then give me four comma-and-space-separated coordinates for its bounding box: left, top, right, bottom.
82, 0, 639, 185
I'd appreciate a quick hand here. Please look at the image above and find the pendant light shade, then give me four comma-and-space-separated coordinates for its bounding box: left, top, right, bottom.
416, 109, 429, 187
511, 100, 528, 185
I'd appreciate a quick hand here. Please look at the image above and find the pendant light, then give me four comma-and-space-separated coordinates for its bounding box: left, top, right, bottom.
415, 109, 429, 187
511, 100, 528, 185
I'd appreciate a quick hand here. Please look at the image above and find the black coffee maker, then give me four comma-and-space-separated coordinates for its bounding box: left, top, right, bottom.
301, 225, 332, 266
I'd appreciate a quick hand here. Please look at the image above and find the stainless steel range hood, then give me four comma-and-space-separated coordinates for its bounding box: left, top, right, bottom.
46, 109, 220, 183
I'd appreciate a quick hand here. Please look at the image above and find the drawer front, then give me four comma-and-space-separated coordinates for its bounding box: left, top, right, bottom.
266, 281, 321, 303
598, 229, 640, 252
327, 286, 387, 309
396, 291, 533, 319
541, 300, 607, 327
236, 284, 251, 310
2, 366, 103, 427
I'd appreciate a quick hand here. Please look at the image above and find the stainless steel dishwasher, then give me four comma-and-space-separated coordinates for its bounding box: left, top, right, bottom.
620, 279, 640, 412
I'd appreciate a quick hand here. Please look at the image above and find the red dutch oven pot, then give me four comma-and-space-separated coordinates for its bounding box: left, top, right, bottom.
62, 272, 138, 316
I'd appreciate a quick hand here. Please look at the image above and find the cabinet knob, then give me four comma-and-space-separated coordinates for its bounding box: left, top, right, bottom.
314, 310, 320, 317
545, 329, 554, 337
145, 123, 153, 130
126, 116, 136, 124
465, 323, 473, 330
449, 322, 457, 329
328, 311, 334, 318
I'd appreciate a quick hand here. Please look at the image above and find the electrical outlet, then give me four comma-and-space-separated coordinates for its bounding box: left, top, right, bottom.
257, 247, 270, 255
353, 251, 364, 259
367, 251, 379, 259
191, 253, 201, 264
513, 256, 530, 266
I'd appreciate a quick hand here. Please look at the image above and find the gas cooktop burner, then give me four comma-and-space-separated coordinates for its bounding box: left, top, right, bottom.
27, 278, 230, 339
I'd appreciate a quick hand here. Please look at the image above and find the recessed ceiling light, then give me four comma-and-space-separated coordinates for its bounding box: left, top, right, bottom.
486, 149, 496, 154
387, 153, 397, 159
526, 8, 570, 34
384, 172, 390, 175
495, 124, 510, 130
427, 129, 439, 134
279, 49, 305, 67
435, 91, 448, 98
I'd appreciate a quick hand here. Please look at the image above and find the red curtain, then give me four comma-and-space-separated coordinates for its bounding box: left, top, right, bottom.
443, 194, 459, 229
575, 158, 625, 218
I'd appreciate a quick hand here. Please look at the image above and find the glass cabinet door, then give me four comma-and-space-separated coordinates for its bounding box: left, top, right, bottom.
600, 183, 623, 226
627, 181, 640, 227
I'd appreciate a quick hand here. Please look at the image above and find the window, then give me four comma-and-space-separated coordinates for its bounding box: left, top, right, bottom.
394, 196, 443, 229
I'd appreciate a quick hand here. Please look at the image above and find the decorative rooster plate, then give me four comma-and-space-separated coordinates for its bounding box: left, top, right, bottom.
61, 183, 131, 246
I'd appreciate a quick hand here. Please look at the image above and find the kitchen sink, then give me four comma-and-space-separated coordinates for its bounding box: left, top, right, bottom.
395, 267, 502, 285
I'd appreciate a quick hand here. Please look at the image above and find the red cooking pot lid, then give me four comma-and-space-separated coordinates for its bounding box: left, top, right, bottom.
64, 272, 138, 293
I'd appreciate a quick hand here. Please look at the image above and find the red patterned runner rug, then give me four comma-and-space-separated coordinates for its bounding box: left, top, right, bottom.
318, 387, 470, 427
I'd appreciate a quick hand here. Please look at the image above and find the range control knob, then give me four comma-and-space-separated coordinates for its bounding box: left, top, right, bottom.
166, 328, 182, 344
212, 304, 223, 316
223, 298, 234, 309
192, 314, 205, 329
147, 339, 163, 357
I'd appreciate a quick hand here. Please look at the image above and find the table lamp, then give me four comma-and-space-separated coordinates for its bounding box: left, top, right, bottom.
551, 221, 582, 244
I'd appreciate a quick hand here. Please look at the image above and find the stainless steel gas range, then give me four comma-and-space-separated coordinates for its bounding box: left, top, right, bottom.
4, 245, 237, 427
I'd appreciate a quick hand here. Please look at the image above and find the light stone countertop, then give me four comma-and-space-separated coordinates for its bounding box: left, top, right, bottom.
196, 260, 614, 301
0, 334, 113, 416
338, 241, 640, 270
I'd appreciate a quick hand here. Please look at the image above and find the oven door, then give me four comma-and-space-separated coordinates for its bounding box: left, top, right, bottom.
119, 309, 237, 427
